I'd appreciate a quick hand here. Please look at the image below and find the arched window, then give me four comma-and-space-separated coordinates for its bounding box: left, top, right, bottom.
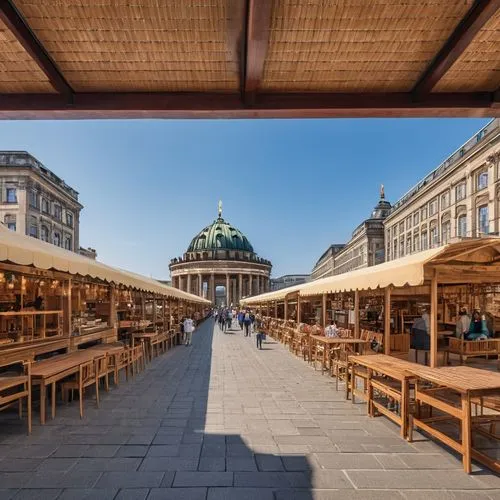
478, 205, 489, 235
457, 215, 467, 237
41, 225, 49, 242
478, 171, 488, 190
441, 220, 451, 244
53, 231, 61, 247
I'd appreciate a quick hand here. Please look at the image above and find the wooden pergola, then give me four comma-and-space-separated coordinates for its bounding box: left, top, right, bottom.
0, 0, 499, 119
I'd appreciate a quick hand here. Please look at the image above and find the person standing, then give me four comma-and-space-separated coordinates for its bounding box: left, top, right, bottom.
183, 316, 195, 346
455, 307, 470, 338
237, 310, 244, 330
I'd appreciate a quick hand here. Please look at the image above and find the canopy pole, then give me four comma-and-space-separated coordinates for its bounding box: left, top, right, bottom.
274, 301, 278, 319
297, 295, 301, 324
354, 290, 360, 339
284, 298, 288, 321
384, 287, 391, 355
322, 293, 327, 328
430, 268, 438, 368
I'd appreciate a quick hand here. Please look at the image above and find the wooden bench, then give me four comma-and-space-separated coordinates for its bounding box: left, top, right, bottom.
448, 337, 500, 365
0, 359, 31, 434
408, 365, 500, 474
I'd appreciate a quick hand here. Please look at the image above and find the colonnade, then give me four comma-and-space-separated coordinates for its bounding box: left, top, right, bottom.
172, 272, 270, 305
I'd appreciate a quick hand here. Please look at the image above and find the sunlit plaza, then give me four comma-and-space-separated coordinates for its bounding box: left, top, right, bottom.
0, 1, 500, 498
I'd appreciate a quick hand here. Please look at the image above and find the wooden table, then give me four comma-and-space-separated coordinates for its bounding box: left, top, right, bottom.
408, 365, 500, 473
31, 350, 95, 424
348, 354, 418, 438
309, 335, 369, 374
31, 345, 125, 424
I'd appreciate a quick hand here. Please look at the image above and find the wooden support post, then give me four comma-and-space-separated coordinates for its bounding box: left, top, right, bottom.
274, 301, 278, 319
430, 268, 439, 368
322, 293, 327, 328
297, 295, 301, 324
109, 284, 116, 328
284, 298, 288, 320
64, 279, 72, 337
354, 290, 360, 338
384, 287, 392, 355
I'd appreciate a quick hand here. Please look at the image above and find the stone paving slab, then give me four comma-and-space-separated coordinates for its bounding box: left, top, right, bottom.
0, 319, 499, 498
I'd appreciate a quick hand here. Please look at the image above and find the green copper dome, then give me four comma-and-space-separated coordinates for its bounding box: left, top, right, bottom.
187, 217, 254, 253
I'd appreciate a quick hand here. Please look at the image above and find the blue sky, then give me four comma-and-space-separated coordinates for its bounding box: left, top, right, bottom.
0, 117, 491, 278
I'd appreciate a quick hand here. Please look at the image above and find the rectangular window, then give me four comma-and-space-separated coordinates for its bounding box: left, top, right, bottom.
406, 237, 412, 255
29, 225, 38, 238
413, 234, 420, 252
457, 215, 467, 237
399, 239, 405, 258
64, 236, 72, 251
478, 171, 488, 190
42, 198, 50, 214
54, 205, 62, 221
429, 199, 438, 216
478, 205, 489, 235
406, 216, 412, 231
413, 212, 419, 226
28, 190, 38, 208
66, 211, 73, 227
399, 222, 405, 235
421, 206, 428, 221
6, 188, 17, 203
393, 239, 397, 259
455, 183, 466, 201
7, 222, 16, 231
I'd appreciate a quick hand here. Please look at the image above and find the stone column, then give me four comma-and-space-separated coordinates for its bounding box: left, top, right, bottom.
210, 274, 215, 304
198, 274, 203, 297
187, 274, 192, 295
256, 275, 260, 296
238, 274, 243, 302
226, 274, 230, 306
248, 274, 253, 296
178, 276, 183, 291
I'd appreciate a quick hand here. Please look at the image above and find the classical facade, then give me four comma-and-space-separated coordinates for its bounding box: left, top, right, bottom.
385, 118, 500, 262
310, 244, 345, 280
0, 151, 83, 253
169, 205, 272, 305
311, 189, 391, 279
271, 274, 310, 291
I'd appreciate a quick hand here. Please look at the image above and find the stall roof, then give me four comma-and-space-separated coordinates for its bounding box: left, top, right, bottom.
0, 0, 499, 119
0, 225, 209, 304
241, 283, 304, 305
243, 238, 500, 303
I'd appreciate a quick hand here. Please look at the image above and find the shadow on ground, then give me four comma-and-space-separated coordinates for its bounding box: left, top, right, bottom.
0, 319, 315, 499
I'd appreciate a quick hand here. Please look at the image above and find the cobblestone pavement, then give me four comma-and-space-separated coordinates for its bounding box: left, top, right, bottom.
0, 319, 499, 499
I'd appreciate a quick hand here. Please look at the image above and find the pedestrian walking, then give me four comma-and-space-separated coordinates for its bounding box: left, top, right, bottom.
226, 309, 233, 331
243, 310, 252, 337
255, 315, 264, 349
237, 310, 244, 330
183, 316, 195, 346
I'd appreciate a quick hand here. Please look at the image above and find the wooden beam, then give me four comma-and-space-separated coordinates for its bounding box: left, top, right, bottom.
354, 290, 360, 339
322, 293, 327, 328
0, 91, 497, 119
430, 269, 438, 368
384, 287, 392, 355
413, 0, 500, 97
243, 0, 273, 104
0, 0, 72, 95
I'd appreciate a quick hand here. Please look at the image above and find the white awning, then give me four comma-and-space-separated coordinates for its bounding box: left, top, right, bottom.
0, 225, 209, 304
